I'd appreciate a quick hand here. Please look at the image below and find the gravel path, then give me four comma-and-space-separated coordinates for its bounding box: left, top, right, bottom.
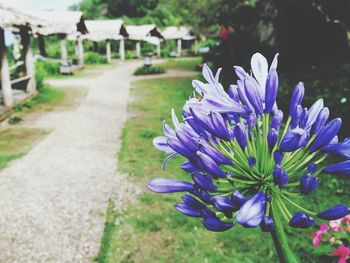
0, 61, 196, 262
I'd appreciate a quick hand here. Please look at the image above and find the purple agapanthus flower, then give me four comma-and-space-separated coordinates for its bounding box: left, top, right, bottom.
149, 53, 350, 233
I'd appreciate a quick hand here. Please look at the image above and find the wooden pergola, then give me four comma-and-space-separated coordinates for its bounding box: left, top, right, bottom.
125, 25, 164, 58
27, 10, 88, 72
82, 20, 128, 62
162, 26, 198, 56
0, 3, 46, 108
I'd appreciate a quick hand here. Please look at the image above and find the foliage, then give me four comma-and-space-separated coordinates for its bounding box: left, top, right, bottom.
8, 116, 23, 125
134, 65, 166, 75
84, 52, 108, 64
35, 60, 61, 92
158, 57, 201, 71
98, 72, 350, 262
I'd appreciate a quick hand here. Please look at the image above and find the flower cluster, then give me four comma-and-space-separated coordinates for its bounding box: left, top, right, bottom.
311, 216, 350, 263
148, 53, 350, 232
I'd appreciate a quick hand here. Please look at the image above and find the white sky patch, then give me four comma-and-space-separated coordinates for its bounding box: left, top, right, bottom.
0, 0, 80, 11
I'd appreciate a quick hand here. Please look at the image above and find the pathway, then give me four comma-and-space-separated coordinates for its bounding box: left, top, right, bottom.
0, 60, 196, 262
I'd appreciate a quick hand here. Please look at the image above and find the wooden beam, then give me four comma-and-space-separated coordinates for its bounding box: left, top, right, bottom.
106, 40, 111, 63
20, 27, 36, 93
37, 34, 47, 57
177, 39, 182, 57
119, 38, 125, 61
135, 41, 141, 58
0, 28, 13, 106
59, 35, 68, 66
156, 42, 161, 58
76, 36, 84, 68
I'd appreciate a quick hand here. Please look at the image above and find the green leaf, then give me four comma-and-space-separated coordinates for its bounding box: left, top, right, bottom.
313, 245, 334, 255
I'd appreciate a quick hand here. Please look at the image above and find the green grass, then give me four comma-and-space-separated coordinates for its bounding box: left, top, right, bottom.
14, 86, 65, 113
0, 128, 48, 170
98, 73, 349, 263
159, 57, 201, 71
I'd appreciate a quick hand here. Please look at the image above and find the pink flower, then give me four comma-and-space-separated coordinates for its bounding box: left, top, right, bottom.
311, 224, 329, 247
333, 244, 350, 263
330, 219, 343, 231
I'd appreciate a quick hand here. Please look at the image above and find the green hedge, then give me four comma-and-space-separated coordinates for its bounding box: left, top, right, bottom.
84, 52, 108, 64
134, 66, 166, 75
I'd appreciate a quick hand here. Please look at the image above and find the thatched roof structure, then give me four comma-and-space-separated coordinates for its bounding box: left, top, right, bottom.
25, 10, 88, 36
83, 20, 128, 41
0, 3, 46, 31
162, 26, 195, 40
125, 25, 163, 43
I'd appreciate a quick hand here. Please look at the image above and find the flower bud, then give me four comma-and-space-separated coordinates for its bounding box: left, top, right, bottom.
289, 212, 315, 229
310, 118, 342, 152
271, 110, 283, 131
260, 216, 275, 232
273, 150, 283, 165
244, 76, 264, 115
196, 151, 226, 178
198, 140, 232, 165
289, 82, 305, 116
192, 172, 217, 192
300, 173, 319, 195
202, 217, 234, 232
209, 111, 233, 141
290, 105, 302, 129
228, 84, 240, 102
181, 194, 206, 209
323, 160, 350, 175
268, 128, 278, 150
211, 196, 236, 217
175, 202, 202, 217
313, 107, 329, 135
273, 166, 288, 189
307, 163, 317, 173
231, 190, 247, 208
265, 69, 279, 113
317, 205, 350, 220
305, 99, 324, 130
181, 161, 198, 173
148, 178, 194, 193
167, 136, 195, 158
234, 123, 247, 150
323, 138, 350, 159
248, 156, 256, 168
236, 192, 266, 228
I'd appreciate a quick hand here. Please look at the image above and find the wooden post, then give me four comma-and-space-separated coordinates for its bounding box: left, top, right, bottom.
194, 39, 199, 55
59, 35, 68, 66
119, 38, 125, 61
76, 36, 84, 68
135, 41, 141, 58
177, 39, 182, 57
0, 28, 13, 106
156, 42, 161, 57
106, 40, 112, 63
20, 27, 36, 93
37, 34, 47, 57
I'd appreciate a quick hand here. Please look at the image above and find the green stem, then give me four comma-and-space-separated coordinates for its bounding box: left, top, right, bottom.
271, 202, 299, 263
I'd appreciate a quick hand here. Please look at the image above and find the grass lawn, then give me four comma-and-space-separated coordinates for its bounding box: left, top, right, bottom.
1, 84, 66, 170
98, 72, 349, 262
159, 57, 201, 71
0, 127, 48, 170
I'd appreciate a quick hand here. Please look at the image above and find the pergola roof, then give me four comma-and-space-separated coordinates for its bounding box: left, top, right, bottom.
162, 26, 195, 40
83, 20, 128, 41
0, 3, 45, 31
125, 24, 163, 41
25, 10, 87, 36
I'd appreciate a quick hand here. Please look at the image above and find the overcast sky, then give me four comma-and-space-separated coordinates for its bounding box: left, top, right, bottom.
0, 0, 80, 10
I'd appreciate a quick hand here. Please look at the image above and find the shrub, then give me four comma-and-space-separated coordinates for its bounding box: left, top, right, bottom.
84, 52, 108, 64
125, 51, 135, 60
134, 66, 166, 75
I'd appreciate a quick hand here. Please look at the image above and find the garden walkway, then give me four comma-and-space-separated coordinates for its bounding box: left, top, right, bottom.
0, 60, 195, 262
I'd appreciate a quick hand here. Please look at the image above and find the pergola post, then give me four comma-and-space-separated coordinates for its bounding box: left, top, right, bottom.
106, 39, 112, 63
37, 34, 47, 57
119, 38, 125, 61
0, 28, 13, 107
177, 39, 182, 57
59, 35, 68, 66
76, 36, 84, 68
156, 42, 161, 57
135, 41, 141, 58
194, 39, 199, 55
20, 27, 36, 94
